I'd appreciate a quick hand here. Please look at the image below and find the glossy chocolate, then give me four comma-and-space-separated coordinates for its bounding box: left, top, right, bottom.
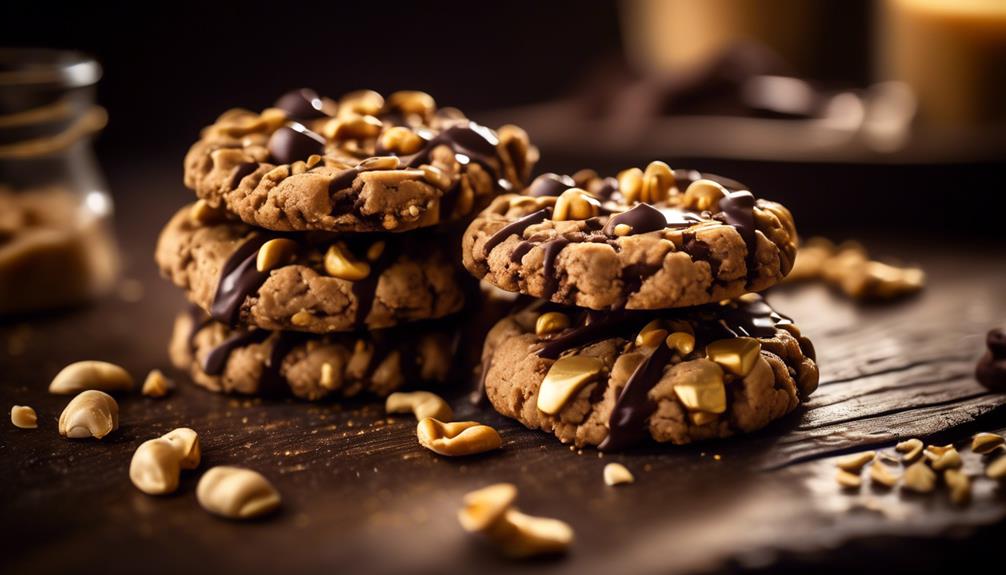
274, 88, 326, 121
976, 328, 1006, 391
528, 173, 576, 197
482, 208, 549, 257
268, 123, 326, 165
210, 235, 272, 326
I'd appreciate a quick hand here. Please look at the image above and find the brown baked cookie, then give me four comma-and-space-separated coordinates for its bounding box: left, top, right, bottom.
479, 294, 818, 450
169, 309, 457, 400
462, 165, 799, 310
155, 205, 466, 333
184, 89, 538, 233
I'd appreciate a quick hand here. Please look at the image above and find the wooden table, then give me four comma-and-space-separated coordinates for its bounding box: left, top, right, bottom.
2, 161, 1004, 574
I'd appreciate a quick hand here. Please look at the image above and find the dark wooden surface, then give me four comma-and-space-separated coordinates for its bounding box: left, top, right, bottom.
2, 161, 1005, 575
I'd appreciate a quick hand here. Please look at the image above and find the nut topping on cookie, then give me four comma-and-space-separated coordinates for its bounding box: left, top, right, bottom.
706, 338, 762, 377
538, 356, 604, 415
324, 243, 370, 281
671, 359, 727, 414
552, 188, 600, 221
255, 238, 298, 273
535, 312, 570, 336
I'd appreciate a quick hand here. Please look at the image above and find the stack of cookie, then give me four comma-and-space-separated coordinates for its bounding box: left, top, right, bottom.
462, 165, 820, 450
155, 89, 537, 400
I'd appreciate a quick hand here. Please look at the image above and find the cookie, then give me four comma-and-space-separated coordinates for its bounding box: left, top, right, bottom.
169, 309, 457, 400
479, 294, 818, 450
184, 89, 538, 233
155, 205, 466, 333
462, 165, 799, 310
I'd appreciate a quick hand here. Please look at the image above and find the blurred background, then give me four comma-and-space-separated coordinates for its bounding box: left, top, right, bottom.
1, 0, 1004, 313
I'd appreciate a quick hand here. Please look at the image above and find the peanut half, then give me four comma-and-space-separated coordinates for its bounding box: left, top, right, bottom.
58, 390, 118, 439
417, 418, 501, 457
130, 428, 201, 495
49, 360, 133, 394
603, 463, 635, 486
11, 405, 38, 429
196, 466, 281, 519
385, 391, 453, 422
458, 483, 573, 558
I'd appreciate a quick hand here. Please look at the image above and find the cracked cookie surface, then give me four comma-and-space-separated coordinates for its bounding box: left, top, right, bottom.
479, 294, 818, 450
155, 205, 466, 333
462, 167, 798, 310
184, 89, 537, 233
170, 309, 457, 400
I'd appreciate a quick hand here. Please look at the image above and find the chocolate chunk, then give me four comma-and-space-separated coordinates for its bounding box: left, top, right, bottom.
976, 328, 1006, 391
603, 203, 667, 236
268, 123, 326, 165
528, 173, 576, 197
274, 88, 326, 120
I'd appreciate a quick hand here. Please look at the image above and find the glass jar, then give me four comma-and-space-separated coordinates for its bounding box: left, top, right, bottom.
0, 48, 119, 315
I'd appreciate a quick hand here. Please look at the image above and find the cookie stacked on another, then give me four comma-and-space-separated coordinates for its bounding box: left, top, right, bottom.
155, 89, 538, 400
461, 165, 820, 449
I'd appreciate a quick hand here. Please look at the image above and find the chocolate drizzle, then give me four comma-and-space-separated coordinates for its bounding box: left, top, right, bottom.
540, 238, 570, 299
348, 239, 403, 328
259, 331, 309, 396
603, 203, 668, 236
210, 235, 272, 326
523, 295, 790, 450
403, 121, 511, 192
528, 173, 576, 197
268, 123, 326, 165
510, 241, 534, 263
230, 162, 260, 189
202, 329, 269, 375
482, 208, 549, 258
718, 190, 758, 279
327, 167, 361, 193
598, 343, 674, 451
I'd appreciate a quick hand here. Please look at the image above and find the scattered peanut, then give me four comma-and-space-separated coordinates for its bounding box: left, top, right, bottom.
49, 360, 133, 394
895, 438, 924, 462
142, 369, 174, 398
458, 483, 573, 558
129, 428, 201, 495
972, 432, 1004, 454
58, 390, 118, 439
869, 461, 900, 488
836, 451, 876, 472
835, 469, 862, 489
603, 463, 634, 486
385, 391, 453, 422
944, 469, 971, 505
417, 418, 501, 456
552, 188, 600, 221
196, 466, 281, 519
902, 461, 937, 493
987, 454, 1006, 480
10, 405, 37, 429
931, 448, 963, 471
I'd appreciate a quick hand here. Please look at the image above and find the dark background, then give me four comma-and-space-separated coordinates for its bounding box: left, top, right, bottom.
1, 0, 1001, 239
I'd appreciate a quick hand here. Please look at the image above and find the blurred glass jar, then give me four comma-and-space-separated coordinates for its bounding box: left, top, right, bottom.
0, 49, 119, 315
